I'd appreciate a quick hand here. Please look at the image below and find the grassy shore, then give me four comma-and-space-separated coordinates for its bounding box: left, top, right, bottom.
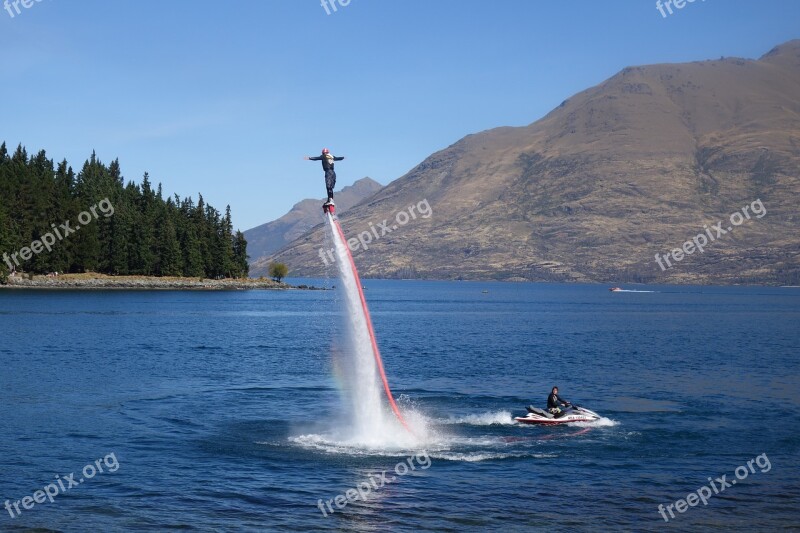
1, 272, 301, 290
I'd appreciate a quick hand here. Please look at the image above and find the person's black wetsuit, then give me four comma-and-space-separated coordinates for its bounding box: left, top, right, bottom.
547, 392, 569, 410
308, 153, 344, 199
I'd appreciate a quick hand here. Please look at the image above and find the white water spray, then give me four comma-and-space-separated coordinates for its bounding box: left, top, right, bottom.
325, 214, 417, 447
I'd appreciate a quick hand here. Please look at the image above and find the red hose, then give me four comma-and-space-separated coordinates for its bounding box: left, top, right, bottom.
330, 215, 414, 435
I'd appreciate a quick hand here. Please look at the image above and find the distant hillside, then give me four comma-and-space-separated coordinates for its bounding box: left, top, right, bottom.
266, 40, 800, 285
245, 177, 382, 263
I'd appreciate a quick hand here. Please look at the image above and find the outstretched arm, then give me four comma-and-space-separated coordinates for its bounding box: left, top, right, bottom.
333, 156, 345, 161
305, 156, 322, 161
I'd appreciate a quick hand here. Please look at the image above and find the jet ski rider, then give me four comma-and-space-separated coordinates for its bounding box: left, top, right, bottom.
547, 386, 571, 415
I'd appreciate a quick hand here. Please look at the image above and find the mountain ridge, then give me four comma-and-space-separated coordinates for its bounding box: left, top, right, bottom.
262, 40, 800, 284
245, 177, 382, 264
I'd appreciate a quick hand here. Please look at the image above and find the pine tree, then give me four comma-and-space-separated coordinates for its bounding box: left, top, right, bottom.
109, 190, 131, 275
50, 160, 77, 273
0, 143, 22, 265
27, 150, 56, 273
221, 205, 235, 277
181, 223, 205, 277
232, 230, 249, 279
128, 174, 156, 274
0, 203, 11, 282
71, 155, 105, 272
154, 201, 183, 276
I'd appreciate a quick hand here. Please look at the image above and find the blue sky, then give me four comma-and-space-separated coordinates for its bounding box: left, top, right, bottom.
1, 0, 798, 230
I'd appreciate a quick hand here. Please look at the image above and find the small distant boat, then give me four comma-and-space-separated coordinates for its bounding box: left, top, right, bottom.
609, 287, 623, 292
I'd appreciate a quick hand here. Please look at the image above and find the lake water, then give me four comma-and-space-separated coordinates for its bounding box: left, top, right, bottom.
1, 281, 798, 531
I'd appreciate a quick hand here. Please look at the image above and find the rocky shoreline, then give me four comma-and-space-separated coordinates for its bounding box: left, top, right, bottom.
0, 274, 309, 291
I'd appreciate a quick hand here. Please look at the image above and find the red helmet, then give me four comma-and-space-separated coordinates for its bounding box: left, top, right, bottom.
322, 148, 330, 154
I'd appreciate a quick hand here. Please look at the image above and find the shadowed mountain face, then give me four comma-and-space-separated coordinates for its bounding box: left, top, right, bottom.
269, 40, 800, 284
245, 177, 382, 264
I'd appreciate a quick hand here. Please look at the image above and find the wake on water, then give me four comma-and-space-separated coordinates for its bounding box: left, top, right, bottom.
287, 407, 619, 462
440, 411, 518, 426
286, 213, 618, 461
613, 289, 657, 293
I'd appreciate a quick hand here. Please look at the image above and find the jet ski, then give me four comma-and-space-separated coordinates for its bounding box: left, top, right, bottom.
515, 404, 601, 425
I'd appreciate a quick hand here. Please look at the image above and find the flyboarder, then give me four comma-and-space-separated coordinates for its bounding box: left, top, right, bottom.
305, 148, 345, 213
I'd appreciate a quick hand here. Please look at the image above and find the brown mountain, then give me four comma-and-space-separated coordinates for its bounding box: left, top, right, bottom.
246, 177, 382, 265
268, 40, 800, 284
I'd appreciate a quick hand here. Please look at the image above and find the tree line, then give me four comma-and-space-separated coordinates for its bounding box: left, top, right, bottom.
0, 142, 249, 280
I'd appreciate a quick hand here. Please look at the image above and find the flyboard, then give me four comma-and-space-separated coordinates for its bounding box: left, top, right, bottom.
323, 201, 414, 435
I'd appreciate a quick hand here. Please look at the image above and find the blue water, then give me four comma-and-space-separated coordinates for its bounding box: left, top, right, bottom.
1, 282, 798, 531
